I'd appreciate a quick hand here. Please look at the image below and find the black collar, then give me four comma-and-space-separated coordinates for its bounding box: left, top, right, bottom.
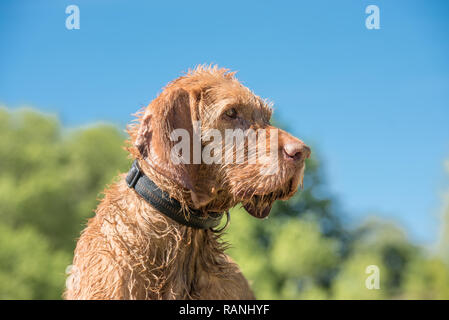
126, 160, 226, 230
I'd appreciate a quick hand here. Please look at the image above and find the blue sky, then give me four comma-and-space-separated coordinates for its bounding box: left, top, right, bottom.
1, 0, 448, 244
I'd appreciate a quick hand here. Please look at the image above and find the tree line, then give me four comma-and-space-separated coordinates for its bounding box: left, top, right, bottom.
0, 107, 448, 299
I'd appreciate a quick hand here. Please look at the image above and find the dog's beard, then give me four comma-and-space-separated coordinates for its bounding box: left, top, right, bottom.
240, 164, 305, 219
215, 136, 306, 218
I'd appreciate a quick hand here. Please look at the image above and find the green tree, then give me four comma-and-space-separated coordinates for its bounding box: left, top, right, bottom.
402, 256, 449, 299
401, 160, 449, 299
0, 107, 129, 298
1, 106, 447, 300
0, 107, 130, 251
0, 223, 70, 299
225, 207, 340, 299
332, 218, 418, 299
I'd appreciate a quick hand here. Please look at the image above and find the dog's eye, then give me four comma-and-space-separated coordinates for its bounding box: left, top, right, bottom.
224, 108, 238, 119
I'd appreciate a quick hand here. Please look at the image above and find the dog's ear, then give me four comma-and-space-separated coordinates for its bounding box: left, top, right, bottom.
135, 88, 214, 208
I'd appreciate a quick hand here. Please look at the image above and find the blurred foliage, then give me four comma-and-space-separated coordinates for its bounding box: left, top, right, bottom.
0, 106, 448, 299
0, 224, 70, 299
0, 107, 130, 251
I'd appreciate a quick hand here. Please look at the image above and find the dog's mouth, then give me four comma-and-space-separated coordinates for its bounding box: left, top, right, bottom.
242, 170, 303, 219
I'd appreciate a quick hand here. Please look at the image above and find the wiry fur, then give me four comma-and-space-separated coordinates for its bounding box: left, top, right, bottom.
65, 180, 252, 299
65, 65, 309, 300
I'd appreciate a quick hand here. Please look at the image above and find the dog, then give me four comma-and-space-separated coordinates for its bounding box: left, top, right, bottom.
64, 65, 310, 299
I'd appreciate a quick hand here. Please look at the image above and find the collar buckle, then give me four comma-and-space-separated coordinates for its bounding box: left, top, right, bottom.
210, 210, 230, 233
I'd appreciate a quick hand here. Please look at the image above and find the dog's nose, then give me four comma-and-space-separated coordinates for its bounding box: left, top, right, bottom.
283, 141, 311, 161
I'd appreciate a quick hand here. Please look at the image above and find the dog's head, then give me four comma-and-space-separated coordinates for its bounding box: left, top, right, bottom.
128, 65, 310, 219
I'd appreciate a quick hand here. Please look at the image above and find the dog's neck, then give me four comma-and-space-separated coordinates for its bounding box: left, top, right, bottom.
138, 158, 194, 208
115, 178, 228, 299
127, 160, 231, 232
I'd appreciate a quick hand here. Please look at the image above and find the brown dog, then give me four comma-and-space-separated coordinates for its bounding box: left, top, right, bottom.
65, 65, 310, 299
